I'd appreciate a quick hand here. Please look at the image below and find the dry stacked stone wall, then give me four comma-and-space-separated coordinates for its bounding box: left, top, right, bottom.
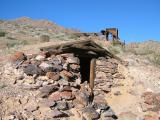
1, 51, 124, 120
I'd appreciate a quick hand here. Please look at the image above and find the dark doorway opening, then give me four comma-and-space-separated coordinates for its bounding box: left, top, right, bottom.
79, 57, 91, 83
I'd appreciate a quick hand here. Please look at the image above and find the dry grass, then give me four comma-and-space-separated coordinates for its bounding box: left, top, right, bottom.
125, 40, 160, 66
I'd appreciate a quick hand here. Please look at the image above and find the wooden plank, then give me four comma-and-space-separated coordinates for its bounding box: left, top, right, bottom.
40, 39, 91, 51
89, 59, 96, 93
89, 58, 96, 103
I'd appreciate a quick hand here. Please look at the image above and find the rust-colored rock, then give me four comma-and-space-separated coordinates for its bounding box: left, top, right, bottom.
61, 86, 72, 92
49, 92, 62, 101
46, 72, 60, 81
144, 115, 156, 120
61, 91, 75, 100
10, 51, 27, 62
142, 92, 154, 105
60, 70, 73, 80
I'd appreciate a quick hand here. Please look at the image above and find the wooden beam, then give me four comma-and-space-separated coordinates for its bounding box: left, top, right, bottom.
89, 58, 96, 103
40, 40, 91, 51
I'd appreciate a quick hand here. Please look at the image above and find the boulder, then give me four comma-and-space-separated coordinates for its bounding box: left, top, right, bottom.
81, 107, 100, 120
56, 101, 68, 110
60, 70, 73, 81
35, 55, 45, 61
61, 91, 75, 100
50, 56, 62, 65
24, 64, 44, 76
52, 65, 63, 72
39, 62, 53, 72
49, 91, 62, 101
10, 51, 27, 63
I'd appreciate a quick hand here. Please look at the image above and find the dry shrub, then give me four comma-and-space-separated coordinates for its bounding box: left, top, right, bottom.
40, 35, 50, 42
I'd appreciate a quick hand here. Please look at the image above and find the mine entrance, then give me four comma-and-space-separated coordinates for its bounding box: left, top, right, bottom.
79, 57, 92, 83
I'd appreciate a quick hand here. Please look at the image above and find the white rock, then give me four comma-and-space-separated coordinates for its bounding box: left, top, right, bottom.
42, 81, 49, 86
63, 63, 68, 70
35, 55, 45, 61
66, 57, 79, 64
146, 88, 153, 92
39, 62, 53, 70
39, 62, 51, 68
76, 78, 81, 85
38, 76, 49, 81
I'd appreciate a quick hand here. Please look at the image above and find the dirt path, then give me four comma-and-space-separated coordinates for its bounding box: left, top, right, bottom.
106, 54, 160, 119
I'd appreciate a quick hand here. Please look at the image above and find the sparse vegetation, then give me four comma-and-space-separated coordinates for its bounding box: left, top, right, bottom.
6, 40, 29, 48
0, 31, 6, 37
0, 83, 7, 89
108, 45, 124, 55
40, 35, 50, 42
0, 17, 78, 56
125, 41, 160, 66
68, 34, 79, 40
148, 53, 160, 66
111, 39, 124, 46
0, 37, 29, 50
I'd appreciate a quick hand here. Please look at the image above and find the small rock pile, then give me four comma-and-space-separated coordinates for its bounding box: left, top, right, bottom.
141, 92, 160, 112
140, 92, 160, 120
2, 51, 124, 120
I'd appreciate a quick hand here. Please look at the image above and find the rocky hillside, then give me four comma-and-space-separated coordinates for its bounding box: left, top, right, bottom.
0, 17, 79, 50
0, 17, 160, 120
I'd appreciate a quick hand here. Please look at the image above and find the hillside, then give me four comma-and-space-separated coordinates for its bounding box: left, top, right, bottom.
0, 17, 160, 120
0, 17, 79, 53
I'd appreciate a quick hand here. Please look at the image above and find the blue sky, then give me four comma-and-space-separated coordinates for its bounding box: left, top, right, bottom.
0, 0, 160, 43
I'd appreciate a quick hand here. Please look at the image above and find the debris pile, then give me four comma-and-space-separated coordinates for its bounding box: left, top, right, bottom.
141, 92, 160, 112
2, 51, 125, 120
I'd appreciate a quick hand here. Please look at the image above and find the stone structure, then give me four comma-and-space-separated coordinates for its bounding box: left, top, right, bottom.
2, 40, 125, 119
101, 28, 119, 41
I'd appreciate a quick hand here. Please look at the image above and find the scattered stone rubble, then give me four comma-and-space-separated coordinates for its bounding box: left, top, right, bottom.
141, 92, 160, 112
2, 51, 125, 120
139, 92, 160, 120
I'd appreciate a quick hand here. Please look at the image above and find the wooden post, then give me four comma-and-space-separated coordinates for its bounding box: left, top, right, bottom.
89, 58, 96, 102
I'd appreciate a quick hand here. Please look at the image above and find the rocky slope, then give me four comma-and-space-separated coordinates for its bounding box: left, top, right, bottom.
0, 17, 79, 51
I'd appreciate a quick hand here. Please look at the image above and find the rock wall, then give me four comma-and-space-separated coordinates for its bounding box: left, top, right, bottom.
95, 58, 118, 92
1, 51, 124, 120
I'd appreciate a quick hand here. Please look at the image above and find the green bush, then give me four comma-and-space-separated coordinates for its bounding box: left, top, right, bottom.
0, 31, 6, 37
